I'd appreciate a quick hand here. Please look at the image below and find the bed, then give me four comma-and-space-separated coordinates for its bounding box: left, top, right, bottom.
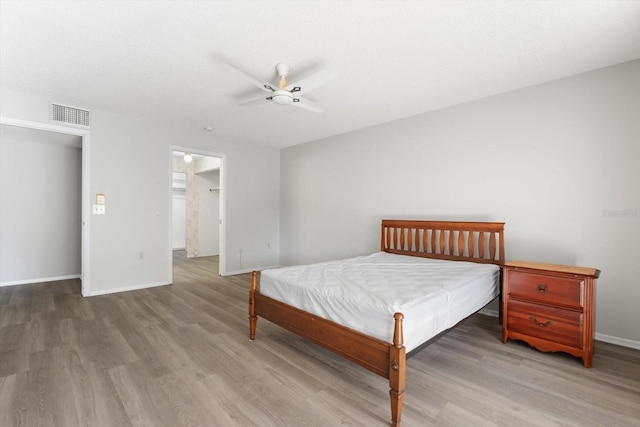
249, 220, 505, 426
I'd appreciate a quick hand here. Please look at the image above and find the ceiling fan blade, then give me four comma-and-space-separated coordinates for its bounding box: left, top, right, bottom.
238, 96, 270, 107
216, 57, 274, 93
286, 68, 338, 94
292, 97, 324, 113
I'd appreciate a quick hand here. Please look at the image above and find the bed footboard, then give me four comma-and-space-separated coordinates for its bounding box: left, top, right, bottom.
249, 271, 406, 427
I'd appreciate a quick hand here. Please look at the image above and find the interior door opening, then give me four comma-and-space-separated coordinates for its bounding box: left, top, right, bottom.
0, 118, 89, 294
170, 149, 225, 277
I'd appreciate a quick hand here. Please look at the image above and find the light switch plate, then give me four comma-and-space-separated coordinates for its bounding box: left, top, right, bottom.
93, 204, 106, 214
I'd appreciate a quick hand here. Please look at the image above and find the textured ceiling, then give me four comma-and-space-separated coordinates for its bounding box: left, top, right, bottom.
1, 1, 639, 149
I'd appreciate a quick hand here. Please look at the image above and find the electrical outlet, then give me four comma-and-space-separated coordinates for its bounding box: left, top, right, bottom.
93, 204, 105, 215
138, 251, 144, 260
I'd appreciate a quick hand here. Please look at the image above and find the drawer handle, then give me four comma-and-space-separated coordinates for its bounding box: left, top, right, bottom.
529, 316, 555, 328
537, 283, 547, 293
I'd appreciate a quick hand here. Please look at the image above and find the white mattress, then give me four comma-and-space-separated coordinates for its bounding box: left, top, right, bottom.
259, 252, 500, 352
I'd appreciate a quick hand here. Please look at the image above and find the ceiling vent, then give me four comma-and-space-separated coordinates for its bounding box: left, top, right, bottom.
50, 103, 90, 127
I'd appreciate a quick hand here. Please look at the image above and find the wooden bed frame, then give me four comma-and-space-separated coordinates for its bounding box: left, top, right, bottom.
249, 220, 505, 426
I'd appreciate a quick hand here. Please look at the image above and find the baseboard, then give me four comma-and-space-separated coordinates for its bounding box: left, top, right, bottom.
595, 333, 640, 350
1, 274, 81, 287
478, 308, 640, 350
222, 268, 258, 276
83, 280, 171, 297
478, 308, 499, 318
222, 265, 281, 276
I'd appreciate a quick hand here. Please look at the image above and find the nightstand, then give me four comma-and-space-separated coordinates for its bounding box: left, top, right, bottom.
501, 261, 600, 367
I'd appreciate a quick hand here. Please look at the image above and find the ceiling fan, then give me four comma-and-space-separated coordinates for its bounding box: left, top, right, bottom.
217, 58, 333, 113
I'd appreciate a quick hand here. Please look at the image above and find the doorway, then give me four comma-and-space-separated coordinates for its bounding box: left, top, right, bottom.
170, 149, 225, 277
0, 117, 90, 294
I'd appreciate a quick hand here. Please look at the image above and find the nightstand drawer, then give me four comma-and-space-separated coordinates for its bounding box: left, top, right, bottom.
508, 270, 583, 308
507, 300, 583, 348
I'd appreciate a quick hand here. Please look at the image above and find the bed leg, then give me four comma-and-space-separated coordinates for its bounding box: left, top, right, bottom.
389, 313, 406, 427
249, 271, 258, 340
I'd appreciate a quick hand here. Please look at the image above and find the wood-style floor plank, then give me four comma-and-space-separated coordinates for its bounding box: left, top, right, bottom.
1, 254, 639, 426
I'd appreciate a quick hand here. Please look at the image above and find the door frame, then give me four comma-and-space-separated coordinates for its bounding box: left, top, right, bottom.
1, 115, 91, 295
169, 146, 227, 276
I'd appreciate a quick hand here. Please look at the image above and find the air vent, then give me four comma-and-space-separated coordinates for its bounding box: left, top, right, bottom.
50, 103, 90, 127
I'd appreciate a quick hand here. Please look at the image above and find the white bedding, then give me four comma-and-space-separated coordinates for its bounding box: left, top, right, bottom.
259, 252, 500, 352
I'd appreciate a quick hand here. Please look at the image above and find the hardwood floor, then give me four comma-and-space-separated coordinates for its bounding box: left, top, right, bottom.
1, 255, 639, 426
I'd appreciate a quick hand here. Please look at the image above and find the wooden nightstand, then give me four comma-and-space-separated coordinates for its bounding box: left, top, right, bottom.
501, 261, 600, 367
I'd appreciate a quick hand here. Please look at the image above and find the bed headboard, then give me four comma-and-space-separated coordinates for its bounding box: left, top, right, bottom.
381, 220, 505, 265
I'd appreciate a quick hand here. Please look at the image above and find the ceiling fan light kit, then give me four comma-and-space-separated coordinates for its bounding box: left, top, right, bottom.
270, 90, 294, 105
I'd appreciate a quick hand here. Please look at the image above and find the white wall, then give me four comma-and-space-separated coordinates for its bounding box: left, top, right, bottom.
0, 135, 81, 284
0, 87, 280, 295
280, 60, 640, 348
195, 156, 221, 173
198, 169, 220, 256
